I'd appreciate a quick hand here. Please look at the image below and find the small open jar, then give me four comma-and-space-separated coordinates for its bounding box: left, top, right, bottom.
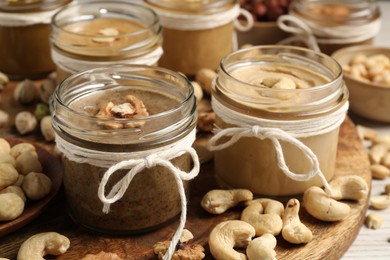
145, 0, 243, 76
51, 65, 198, 234
281, 0, 381, 55
50, 1, 162, 83
209, 46, 349, 196
0, 0, 71, 79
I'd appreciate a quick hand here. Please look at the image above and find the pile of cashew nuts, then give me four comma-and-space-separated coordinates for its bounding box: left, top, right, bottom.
201, 174, 368, 260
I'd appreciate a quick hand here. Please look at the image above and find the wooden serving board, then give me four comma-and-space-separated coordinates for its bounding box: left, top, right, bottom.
0, 116, 371, 260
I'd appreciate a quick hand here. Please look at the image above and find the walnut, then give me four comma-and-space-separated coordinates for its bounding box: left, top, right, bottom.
96, 95, 149, 129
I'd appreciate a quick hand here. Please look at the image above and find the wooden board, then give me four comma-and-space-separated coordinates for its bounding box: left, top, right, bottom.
0, 116, 371, 260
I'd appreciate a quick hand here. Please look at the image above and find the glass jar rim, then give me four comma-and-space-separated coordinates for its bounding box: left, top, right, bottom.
51, 1, 161, 39
0, 0, 70, 12
145, 0, 236, 14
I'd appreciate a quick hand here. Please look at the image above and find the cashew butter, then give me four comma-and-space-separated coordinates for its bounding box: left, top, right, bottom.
0, 0, 71, 79
210, 46, 349, 196
50, 1, 162, 82
51, 65, 198, 233
145, 0, 240, 76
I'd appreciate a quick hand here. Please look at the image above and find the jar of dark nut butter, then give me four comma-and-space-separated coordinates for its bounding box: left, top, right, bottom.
50, 1, 162, 83
0, 0, 71, 79
278, 0, 381, 55
145, 0, 252, 76
51, 65, 199, 241
208, 46, 349, 196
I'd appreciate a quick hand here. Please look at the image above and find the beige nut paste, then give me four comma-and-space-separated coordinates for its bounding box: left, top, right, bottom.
62, 89, 191, 233
214, 63, 341, 196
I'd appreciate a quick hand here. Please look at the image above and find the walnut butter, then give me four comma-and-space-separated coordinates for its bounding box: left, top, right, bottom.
208, 46, 349, 196
145, 0, 249, 76
0, 0, 71, 79
51, 65, 199, 234
279, 0, 381, 55
50, 1, 162, 82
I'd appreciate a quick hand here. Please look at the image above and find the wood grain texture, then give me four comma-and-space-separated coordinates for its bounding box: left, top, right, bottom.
0, 117, 371, 260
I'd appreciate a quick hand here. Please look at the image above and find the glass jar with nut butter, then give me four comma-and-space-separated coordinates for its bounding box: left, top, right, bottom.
144, 0, 248, 76
51, 65, 199, 234
0, 0, 71, 79
279, 0, 381, 55
50, 1, 162, 83
208, 46, 349, 196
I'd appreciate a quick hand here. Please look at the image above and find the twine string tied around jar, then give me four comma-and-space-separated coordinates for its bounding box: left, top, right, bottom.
277, 14, 381, 50
208, 98, 350, 196
0, 7, 63, 26
97, 146, 200, 260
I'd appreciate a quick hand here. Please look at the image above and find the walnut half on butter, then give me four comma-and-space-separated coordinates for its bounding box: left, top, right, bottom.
96, 95, 149, 129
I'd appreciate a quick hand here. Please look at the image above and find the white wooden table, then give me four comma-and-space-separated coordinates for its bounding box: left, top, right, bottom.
342, 1, 390, 259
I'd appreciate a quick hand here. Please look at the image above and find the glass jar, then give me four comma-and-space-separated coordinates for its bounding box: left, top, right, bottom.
209, 46, 349, 196
51, 65, 198, 234
285, 0, 381, 55
0, 0, 71, 79
50, 1, 162, 83
144, 0, 241, 76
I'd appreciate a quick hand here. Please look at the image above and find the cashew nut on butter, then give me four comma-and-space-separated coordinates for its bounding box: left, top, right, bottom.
201, 189, 253, 214
303, 186, 350, 222
209, 220, 255, 260
241, 198, 284, 236
282, 198, 313, 244
246, 234, 277, 260
17, 232, 70, 260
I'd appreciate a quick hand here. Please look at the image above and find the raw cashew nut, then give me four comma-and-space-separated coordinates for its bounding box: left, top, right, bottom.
328, 175, 368, 201
209, 220, 255, 260
246, 234, 277, 260
0, 193, 25, 221
201, 189, 253, 214
241, 198, 284, 236
282, 198, 313, 244
17, 232, 70, 260
303, 186, 350, 222
365, 213, 383, 229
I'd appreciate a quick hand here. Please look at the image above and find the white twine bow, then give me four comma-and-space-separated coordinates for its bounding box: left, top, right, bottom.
98, 147, 200, 260
208, 125, 333, 195
277, 15, 320, 52
234, 8, 254, 32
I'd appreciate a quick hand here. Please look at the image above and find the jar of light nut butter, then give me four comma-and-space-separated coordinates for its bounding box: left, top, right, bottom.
208, 46, 349, 196
0, 0, 71, 79
50, 1, 162, 83
145, 0, 251, 76
278, 0, 381, 55
51, 65, 199, 237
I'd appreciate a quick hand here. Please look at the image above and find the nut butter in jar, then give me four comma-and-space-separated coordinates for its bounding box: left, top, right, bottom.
50, 1, 162, 83
0, 0, 71, 79
145, 0, 249, 76
278, 0, 381, 55
51, 65, 199, 235
208, 46, 349, 196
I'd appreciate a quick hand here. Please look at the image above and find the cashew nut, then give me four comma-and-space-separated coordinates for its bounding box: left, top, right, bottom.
370, 194, 390, 210
381, 152, 390, 168
22, 172, 52, 200
201, 189, 253, 214
328, 175, 368, 201
356, 125, 377, 141
0, 163, 19, 190
209, 220, 255, 260
370, 164, 390, 180
241, 198, 284, 236
303, 186, 350, 222
246, 234, 277, 260
372, 135, 390, 146
365, 213, 383, 229
282, 198, 313, 244
0, 193, 25, 221
17, 232, 70, 260
368, 143, 389, 164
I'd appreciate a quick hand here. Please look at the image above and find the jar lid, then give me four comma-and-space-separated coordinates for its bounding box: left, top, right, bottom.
145, 0, 236, 14
0, 0, 70, 12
